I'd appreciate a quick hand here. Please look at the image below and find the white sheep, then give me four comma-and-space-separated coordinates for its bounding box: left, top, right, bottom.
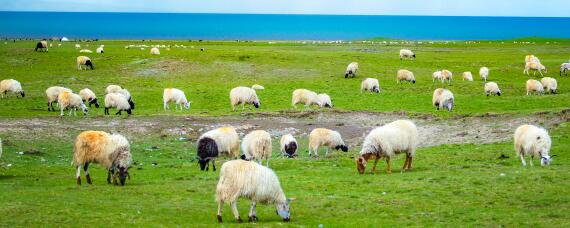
525, 54, 540, 64
432, 71, 442, 82
79, 49, 93, 53
308, 128, 348, 157
280, 134, 298, 157
251, 84, 264, 90
35, 40, 48, 52
397, 69, 415, 84
399, 49, 415, 60
361, 78, 380, 93
229, 86, 260, 111
197, 127, 240, 171
317, 93, 332, 108
105, 85, 123, 94
356, 120, 418, 174
76, 56, 94, 70
526, 79, 544, 95
150, 47, 160, 55
104, 93, 132, 115
514, 125, 552, 166
79, 88, 100, 108
0, 79, 25, 98
560, 63, 570, 76
484, 82, 501, 96
216, 160, 291, 223
45, 86, 72, 111
73, 131, 132, 185
75, 44, 81, 49
163, 88, 191, 110
479, 67, 489, 82
432, 88, 454, 112
240, 130, 272, 166
462, 72, 473, 81
57, 91, 88, 116
96, 46, 104, 53
345, 62, 359, 78
291, 89, 321, 108
440, 69, 452, 83
540, 77, 558, 94
524, 62, 546, 76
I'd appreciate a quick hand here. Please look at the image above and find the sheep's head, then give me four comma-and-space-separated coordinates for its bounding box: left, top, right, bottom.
335, 144, 348, 152
184, 101, 191, 109
80, 104, 89, 115
128, 99, 135, 109
412, 80, 416, 84
443, 99, 454, 112
89, 98, 100, 108
126, 109, 132, 115
20, 91, 25, 97
372, 86, 380, 93
275, 199, 292, 222
356, 156, 367, 174
117, 166, 130, 186
253, 100, 260, 109
497, 90, 502, 96
541, 155, 552, 166
198, 158, 209, 171
85, 60, 94, 70
412, 54, 416, 58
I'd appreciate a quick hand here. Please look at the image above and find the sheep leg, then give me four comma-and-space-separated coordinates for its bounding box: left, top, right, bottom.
385, 157, 391, 174
520, 154, 527, 166
538, 70, 543, 77
248, 201, 258, 222
84, 162, 92, 184
163, 102, 168, 110
217, 201, 224, 223
325, 148, 329, 157
402, 155, 410, 172
76, 165, 82, 185
529, 157, 534, 166
107, 169, 112, 184
407, 156, 413, 170
230, 201, 242, 223
60, 107, 64, 116
212, 159, 216, 172
370, 156, 380, 174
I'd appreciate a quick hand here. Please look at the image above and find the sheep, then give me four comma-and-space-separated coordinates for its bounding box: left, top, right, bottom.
117, 89, 135, 109
240, 130, 272, 166
317, 93, 332, 108
0, 79, 25, 98
96, 47, 104, 53
432, 88, 454, 112
229, 86, 260, 111
73, 131, 132, 185
308, 128, 348, 157
526, 79, 544, 95
75, 44, 81, 49
559, 63, 570, 76
79, 49, 93, 53
35, 40, 48, 52
479, 67, 489, 82
484, 82, 501, 96
432, 71, 442, 82
399, 49, 415, 60
462, 72, 474, 81
397, 69, 416, 84
58, 91, 88, 116
280, 134, 298, 158
440, 69, 452, 83
540, 77, 558, 94
105, 85, 122, 94
76, 56, 94, 70
524, 62, 546, 76
356, 120, 418, 174
525, 54, 540, 64
251, 84, 264, 90
345, 62, 358, 78
104, 93, 132, 115
79, 88, 100, 108
361, 78, 380, 93
150, 47, 160, 55
163, 88, 191, 110
196, 126, 240, 171
45, 86, 72, 111
514, 125, 552, 166
216, 160, 292, 223
291, 89, 321, 108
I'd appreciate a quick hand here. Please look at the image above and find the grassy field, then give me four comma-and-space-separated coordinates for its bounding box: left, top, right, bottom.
0, 39, 569, 226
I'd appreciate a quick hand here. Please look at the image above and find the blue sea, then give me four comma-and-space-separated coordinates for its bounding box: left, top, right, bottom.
1, 12, 569, 40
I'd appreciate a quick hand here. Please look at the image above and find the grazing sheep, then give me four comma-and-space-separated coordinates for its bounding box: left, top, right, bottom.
524, 62, 546, 76
462, 72, 474, 81
104, 93, 132, 115
560, 63, 570, 76
525, 54, 540, 64
399, 49, 415, 60
76, 56, 94, 70
317, 93, 332, 108
361, 78, 380, 93
216, 160, 291, 223
105, 85, 122, 94
45, 86, 72, 111
150, 47, 160, 55
0, 79, 25, 98
479, 67, 489, 82
356, 120, 418, 174
432, 88, 454, 112
240, 130, 272, 166
73, 131, 132, 185
291, 89, 321, 108
96, 47, 104, 53
58, 91, 88, 116
514, 125, 552, 166
251, 84, 264, 90
75, 44, 81, 49
540, 77, 557, 94
280, 134, 298, 158
117, 89, 135, 109
79, 88, 100, 108
397, 69, 416, 84
230, 86, 260, 111
432, 71, 442, 82
526, 79, 544, 95
345, 62, 359, 78
196, 127, 240, 171
35, 40, 48, 52
79, 49, 93, 53
163, 88, 191, 110
308, 128, 348, 157
440, 70, 453, 83
484, 82, 501, 96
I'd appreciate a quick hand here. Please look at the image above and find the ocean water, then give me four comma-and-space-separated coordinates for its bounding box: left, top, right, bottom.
0, 12, 569, 40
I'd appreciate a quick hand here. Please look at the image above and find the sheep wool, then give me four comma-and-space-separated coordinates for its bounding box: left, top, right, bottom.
58, 91, 88, 116
76, 56, 94, 70
399, 49, 415, 60
308, 128, 348, 157
197, 127, 240, 171
432, 88, 454, 112
540, 77, 557, 94
440, 70, 453, 83
150, 47, 160, 55
525, 54, 540, 64
280, 134, 298, 157
345, 62, 359, 78
46, 86, 72, 111
292, 89, 320, 107
479, 67, 489, 81
361, 78, 380, 93
484, 82, 501, 96
241, 130, 272, 166
462, 72, 474, 81
514, 125, 552, 166
163, 88, 191, 110
0, 79, 25, 98
432, 71, 442, 82
560, 63, 570, 76
251, 84, 265, 90
79, 88, 99, 108
79, 49, 93, 53
35, 40, 48, 52
230, 86, 260, 110
317, 93, 332, 108
397, 69, 416, 84
105, 85, 123, 94
96, 47, 104, 53
524, 62, 546, 76
526, 79, 544, 95
104, 93, 132, 115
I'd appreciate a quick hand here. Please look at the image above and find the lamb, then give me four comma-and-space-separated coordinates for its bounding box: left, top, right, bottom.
440, 69, 453, 83
356, 120, 418, 174
308, 128, 348, 157
79, 49, 93, 53
79, 88, 100, 108
484, 82, 501, 96
432, 71, 442, 82
196, 126, 240, 171
104, 93, 132, 115
525, 54, 540, 64
280, 134, 298, 158
229, 86, 260, 111
35, 40, 48, 52
251, 84, 264, 90
240, 130, 272, 166
540, 77, 557, 94
45, 86, 72, 111
163, 88, 191, 110
96, 46, 104, 53
513, 125, 552, 166
291, 89, 321, 108
399, 49, 415, 60
432, 88, 454, 112
73, 131, 132, 185
526, 79, 544, 95
524, 62, 546, 76
0, 79, 25, 98
361, 78, 380, 93
150, 47, 160, 55
216, 160, 291, 223
559, 63, 570, 76
462, 72, 474, 81
105, 85, 122, 94
58, 91, 88, 116
479, 67, 489, 82
317, 93, 332, 108
76, 56, 94, 70
397, 70, 416, 84
345, 62, 358, 78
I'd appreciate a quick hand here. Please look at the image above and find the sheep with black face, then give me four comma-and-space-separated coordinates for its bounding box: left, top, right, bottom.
308, 128, 348, 157
196, 126, 240, 171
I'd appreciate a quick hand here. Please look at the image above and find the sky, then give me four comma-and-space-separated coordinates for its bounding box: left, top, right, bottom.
1, 0, 569, 17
